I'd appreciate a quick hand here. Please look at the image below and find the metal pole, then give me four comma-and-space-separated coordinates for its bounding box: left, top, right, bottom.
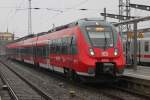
104, 8, 106, 21
119, 0, 123, 32
28, 0, 32, 35
133, 22, 137, 70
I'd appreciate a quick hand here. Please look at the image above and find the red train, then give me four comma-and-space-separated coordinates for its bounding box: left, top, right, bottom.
6, 18, 125, 81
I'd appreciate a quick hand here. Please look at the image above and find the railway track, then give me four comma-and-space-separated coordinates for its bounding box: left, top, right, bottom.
0, 59, 88, 100
0, 60, 53, 100
0, 67, 19, 100
3, 58, 148, 100
0, 74, 11, 100
111, 76, 150, 99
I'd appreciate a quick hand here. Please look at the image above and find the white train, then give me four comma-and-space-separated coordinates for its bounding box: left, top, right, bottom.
123, 31, 150, 65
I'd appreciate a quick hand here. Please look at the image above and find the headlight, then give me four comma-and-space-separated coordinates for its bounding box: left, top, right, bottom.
114, 48, 118, 56
89, 48, 95, 56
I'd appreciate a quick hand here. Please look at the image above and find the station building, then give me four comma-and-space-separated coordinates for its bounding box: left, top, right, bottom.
0, 32, 14, 55
0, 32, 14, 41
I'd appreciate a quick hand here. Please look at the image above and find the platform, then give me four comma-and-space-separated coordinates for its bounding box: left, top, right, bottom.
123, 66, 150, 81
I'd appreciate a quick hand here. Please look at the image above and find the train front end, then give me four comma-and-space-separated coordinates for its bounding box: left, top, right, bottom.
77, 19, 125, 80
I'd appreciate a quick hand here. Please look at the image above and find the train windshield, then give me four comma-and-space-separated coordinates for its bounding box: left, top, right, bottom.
86, 26, 114, 48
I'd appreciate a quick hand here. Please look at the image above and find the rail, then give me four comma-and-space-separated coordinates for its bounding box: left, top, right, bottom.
112, 76, 150, 99
0, 64, 19, 100
0, 60, 53, 100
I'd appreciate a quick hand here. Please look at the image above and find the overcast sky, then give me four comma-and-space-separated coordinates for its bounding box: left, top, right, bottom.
0, 0, 150, 38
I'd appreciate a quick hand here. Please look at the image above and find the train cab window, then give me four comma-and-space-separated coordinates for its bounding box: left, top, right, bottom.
144, 41, 149, 52
86, 26, 113, 48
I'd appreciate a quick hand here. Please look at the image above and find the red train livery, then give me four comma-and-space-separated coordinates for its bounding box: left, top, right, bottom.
6, 18, 125, 81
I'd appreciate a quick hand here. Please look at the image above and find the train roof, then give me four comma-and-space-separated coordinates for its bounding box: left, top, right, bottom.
8, 18, 112, 44
47, 18, 112, 33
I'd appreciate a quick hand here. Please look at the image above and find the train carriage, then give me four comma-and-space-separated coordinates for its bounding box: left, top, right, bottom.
126, 37, 150, 65
6, 18, 125, 81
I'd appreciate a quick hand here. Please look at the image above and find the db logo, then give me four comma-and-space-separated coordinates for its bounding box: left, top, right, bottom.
101, 51, 108, 56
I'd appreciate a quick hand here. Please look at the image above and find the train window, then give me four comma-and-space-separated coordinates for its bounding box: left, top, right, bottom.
48, 40, 52, 54
55, 39, 59, 54
24, 48, 27, 54
29, 47, 33, 55
41, 47, 43, 57
53, 39, 57, 54
57, 39, 60, 54
67, 37, 72, 46
31, 47, 34, 55
57, 39, 62, 54
49, 40, 53, 54
144, 41, 149, 52
27, 48, 29, 55
71, 35, 76, 45
37, 47, 42, 56
62, 37, 68, 54
86, 26, 113, 48
45, 44, 49, 57
70, 35, 77, 54
61, 38, 66, 54
42, 46, 47, 57
51, 40, 54, 54
50, 40, 55, 54
33, 46, 36, 56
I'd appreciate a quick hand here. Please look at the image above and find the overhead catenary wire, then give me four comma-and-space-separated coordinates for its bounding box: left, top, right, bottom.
3, 0, 26, 33
1, 0, 90, 35
46, 0, 90, 27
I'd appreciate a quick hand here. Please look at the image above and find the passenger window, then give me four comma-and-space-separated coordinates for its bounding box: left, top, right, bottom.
58, 39, 62, 54
62, 37, 68, 54
52, 40, 56, 54
37, 47, 43, 56
62, 37, 67, 54
43, 46, 46, 57
70, 35, 77, 54
50, 40, 54, 54
144, 41, 149, 52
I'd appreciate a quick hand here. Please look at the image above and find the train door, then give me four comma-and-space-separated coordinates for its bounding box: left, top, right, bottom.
33, 46, 37, 66
48, 40, 54, 70
61, 36, 73, 70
